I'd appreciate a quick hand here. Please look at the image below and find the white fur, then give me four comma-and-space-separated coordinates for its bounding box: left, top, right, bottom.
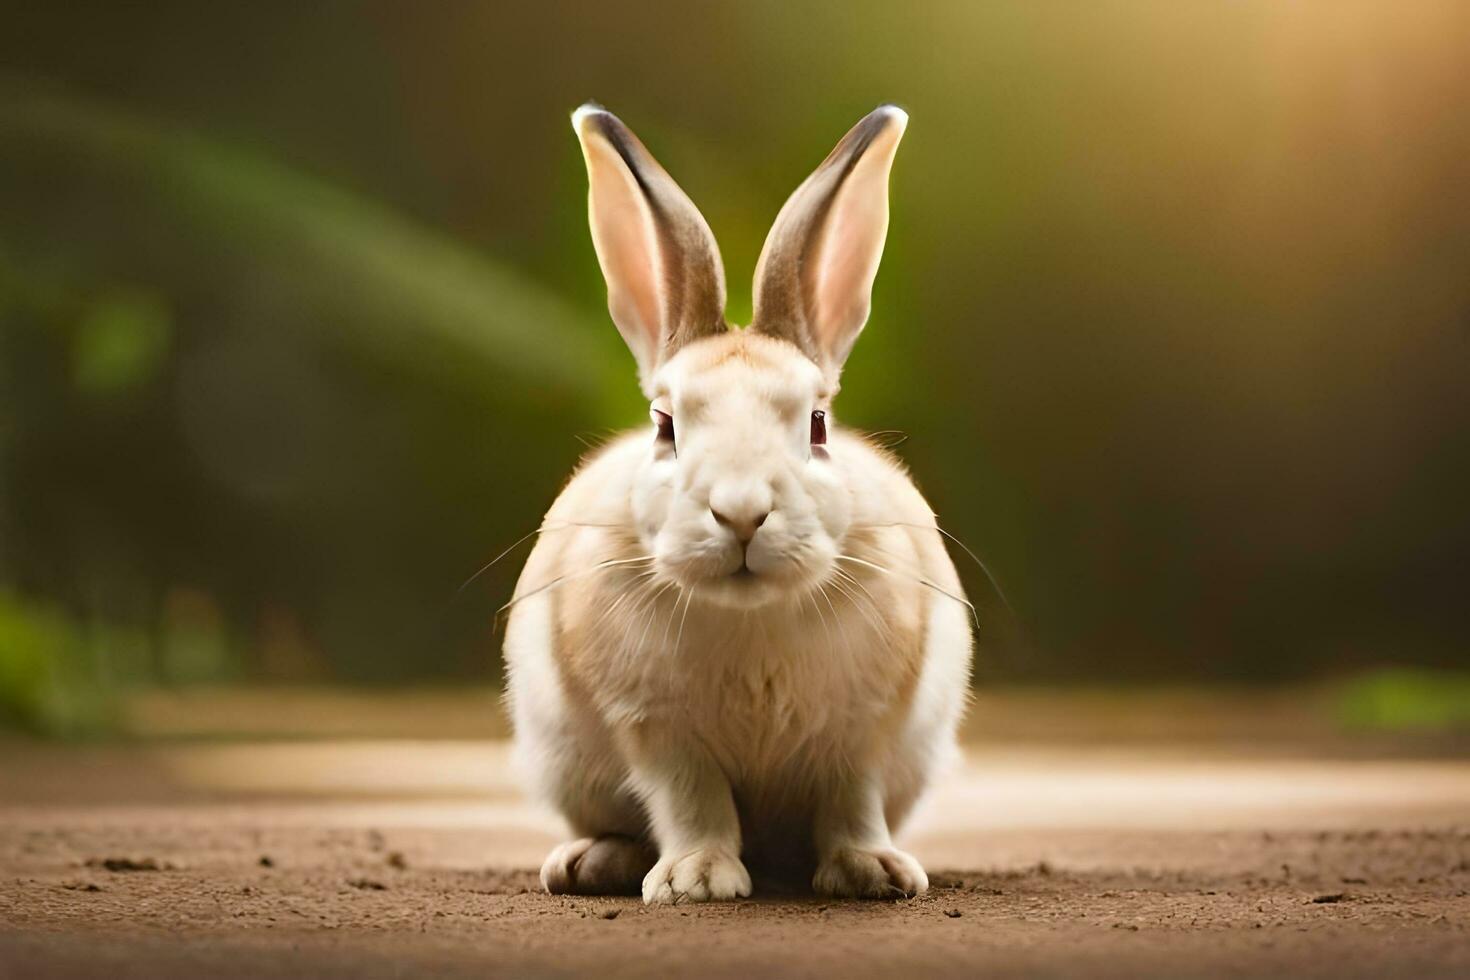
506, 104, 971, 904
505, 340, 972, 903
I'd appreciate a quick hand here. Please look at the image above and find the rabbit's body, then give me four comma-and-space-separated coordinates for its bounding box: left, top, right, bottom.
506, 104, 972, 902
507, 406, 971, 886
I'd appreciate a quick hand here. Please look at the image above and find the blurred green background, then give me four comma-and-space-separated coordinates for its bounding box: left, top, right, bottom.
2, 2, 1467, 734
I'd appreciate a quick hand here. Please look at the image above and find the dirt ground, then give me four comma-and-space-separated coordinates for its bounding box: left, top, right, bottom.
1, 724, 1468, 978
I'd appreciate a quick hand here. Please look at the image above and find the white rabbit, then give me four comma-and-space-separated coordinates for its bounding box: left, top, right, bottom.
504, 103, 972, 903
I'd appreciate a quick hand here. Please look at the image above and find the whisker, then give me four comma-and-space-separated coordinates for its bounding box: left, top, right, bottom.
455, 519, 634, 599
541, 520, 631, 530
572, 428, 624, 452
588, 570, 659, 635
628, 578, 676, 653
614, 588, 648, 653
816, 582, 846, 653
645, 586, 672, 647
455, 527, 544, 598
844, 577, 896, 646
835, 554, 979, 629
658, 582, 686, 650
808, 588, 837, 659
672, 587, 695, 656
829, 571, 893, 645
497, 555, 655, 618
833, 566, 884, 621
817, 578, 858, 655
863, 429, 909, 449
851, 521, 1012, 617
573, 433, 606, 451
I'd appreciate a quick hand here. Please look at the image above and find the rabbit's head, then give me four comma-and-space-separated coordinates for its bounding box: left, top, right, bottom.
573, 103, 907, 609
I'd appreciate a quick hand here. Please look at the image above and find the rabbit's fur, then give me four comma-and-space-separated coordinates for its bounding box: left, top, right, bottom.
505, 105, 972, 903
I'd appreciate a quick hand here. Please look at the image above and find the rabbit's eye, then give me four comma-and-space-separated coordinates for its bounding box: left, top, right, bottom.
652, 409, 675, 443
810, 409, 827, 446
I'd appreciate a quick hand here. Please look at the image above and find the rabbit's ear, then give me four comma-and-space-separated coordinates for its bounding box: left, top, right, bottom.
572, 104, 728, 393
751, 105, 907, 375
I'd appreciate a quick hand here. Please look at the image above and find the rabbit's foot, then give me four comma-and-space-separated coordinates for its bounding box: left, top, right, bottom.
641, 845, 751, 904
541, 834, 654, 895
813, 845, 928, 899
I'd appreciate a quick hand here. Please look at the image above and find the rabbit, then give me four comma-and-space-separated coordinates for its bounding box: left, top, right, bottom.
503, 102, 973, 904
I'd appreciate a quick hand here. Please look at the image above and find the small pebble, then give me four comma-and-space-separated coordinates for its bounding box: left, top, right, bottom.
86, 857, 168, 872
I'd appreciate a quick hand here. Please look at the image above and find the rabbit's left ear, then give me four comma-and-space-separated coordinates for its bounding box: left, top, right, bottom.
750, 106, 907, 376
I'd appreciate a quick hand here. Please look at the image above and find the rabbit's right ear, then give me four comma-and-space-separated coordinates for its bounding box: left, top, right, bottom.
572, 104, 728, 395
750, 106, 907, 378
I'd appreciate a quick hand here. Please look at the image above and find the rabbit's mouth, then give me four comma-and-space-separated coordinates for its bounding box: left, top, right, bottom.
664, 560, 790, 610
652, 517, 839, 609
721, 562, 762, 593
670, 553, 836, 612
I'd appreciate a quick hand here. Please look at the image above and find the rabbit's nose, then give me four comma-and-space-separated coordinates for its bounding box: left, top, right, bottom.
711, 507, 769, 545
708, 480, 774, 546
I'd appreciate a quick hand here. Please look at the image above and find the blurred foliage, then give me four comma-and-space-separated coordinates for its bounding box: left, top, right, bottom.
1, 2, 1468, 731
70, 290, 173, 397
1335, 669, 1470, 735
0, 591, 110, 735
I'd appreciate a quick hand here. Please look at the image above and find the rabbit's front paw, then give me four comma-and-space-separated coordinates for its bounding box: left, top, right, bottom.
813, 846, 928, 899
642, 845, 751, 904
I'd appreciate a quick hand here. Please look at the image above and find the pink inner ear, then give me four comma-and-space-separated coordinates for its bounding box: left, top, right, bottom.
812, 191, 882, 355
806, 122, 903, 367
584, 136, 664, 370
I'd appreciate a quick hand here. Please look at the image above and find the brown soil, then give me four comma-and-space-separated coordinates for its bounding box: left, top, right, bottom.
1, 736, 1467, 978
